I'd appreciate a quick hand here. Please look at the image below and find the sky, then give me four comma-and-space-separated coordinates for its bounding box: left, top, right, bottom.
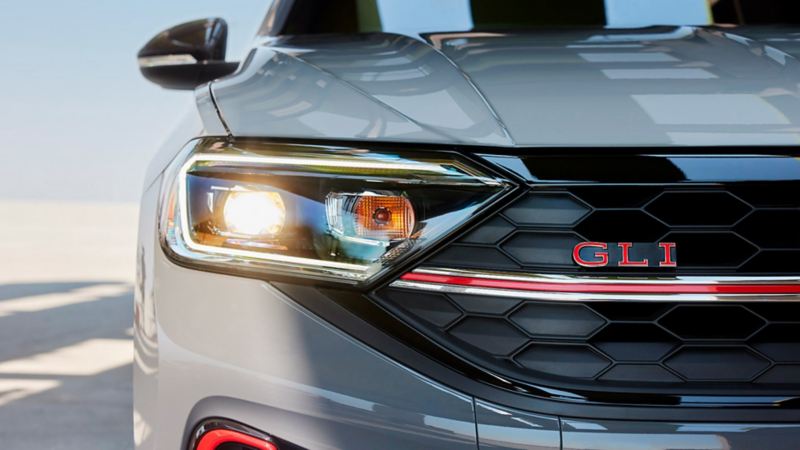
0, 0, 270, 203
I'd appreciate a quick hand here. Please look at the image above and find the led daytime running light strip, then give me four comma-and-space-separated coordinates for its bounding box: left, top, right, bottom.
187, 153, 455, 174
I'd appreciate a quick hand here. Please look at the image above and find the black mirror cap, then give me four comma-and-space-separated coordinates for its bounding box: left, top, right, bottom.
138, 18, 239, 90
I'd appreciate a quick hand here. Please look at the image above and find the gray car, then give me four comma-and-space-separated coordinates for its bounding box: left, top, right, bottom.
135, 1, 800, 449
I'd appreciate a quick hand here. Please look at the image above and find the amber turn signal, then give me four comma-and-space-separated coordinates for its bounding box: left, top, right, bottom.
353, 195, 415, 241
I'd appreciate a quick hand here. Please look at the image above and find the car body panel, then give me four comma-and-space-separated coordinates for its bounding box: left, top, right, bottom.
133, 180, 161, 450
211, 46, 455, 144
209, 26, 800, 147
561, 418, 800, 450
475, 400, 560, 450
430, 26, 800, 147
262, 33, 514, 145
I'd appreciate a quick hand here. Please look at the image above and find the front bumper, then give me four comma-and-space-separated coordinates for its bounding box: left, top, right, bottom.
136, 249, 800, 449
134, 164, 800, 450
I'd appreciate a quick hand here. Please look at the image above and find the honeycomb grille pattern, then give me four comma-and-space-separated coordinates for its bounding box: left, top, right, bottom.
427, 185, 800, 275
377, 288, 800, 386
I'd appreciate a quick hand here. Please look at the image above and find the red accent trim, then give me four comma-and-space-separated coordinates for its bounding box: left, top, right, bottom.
618, 242, 649, 267
196, 429, 277, 450
659, 242, 677, 268
399, 272, 800, 295
573, 242, 608, 267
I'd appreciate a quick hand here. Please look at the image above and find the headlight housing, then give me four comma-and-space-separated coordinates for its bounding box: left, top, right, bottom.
160, 139, 511, 285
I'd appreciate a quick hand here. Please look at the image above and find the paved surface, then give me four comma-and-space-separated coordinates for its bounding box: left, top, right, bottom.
0, 201, 138, 449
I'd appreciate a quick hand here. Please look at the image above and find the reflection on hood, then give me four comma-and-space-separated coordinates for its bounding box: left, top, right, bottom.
210, 26, 800, 147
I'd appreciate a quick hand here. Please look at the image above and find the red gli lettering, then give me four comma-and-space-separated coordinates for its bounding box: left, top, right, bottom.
573, 242, 609, 267
618, 242, 649, 267
659, 242, 677, 267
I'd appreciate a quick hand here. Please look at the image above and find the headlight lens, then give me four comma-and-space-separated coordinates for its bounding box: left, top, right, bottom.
161, 139, 510, 284
223, 190, 286, 238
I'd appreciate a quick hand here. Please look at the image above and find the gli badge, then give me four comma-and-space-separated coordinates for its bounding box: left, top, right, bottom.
573, 242, 677, 268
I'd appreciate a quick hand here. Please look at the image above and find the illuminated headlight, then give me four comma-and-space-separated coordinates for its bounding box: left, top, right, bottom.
223, 190, 285, 238
160, 139, 510, 284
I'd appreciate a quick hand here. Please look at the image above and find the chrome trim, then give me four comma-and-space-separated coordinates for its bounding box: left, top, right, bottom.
414, 267, 800, 285
390, 268, 800, 302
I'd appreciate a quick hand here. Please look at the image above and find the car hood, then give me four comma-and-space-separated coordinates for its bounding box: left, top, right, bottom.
210, 26, 800, 147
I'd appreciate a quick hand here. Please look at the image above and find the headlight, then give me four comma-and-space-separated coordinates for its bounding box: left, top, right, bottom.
160, 139, 511, 284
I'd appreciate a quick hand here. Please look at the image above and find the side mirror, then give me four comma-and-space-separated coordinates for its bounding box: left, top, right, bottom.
138, 18, 239, 90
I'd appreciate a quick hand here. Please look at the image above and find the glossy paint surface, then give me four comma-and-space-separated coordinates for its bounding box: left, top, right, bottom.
475, 400, 560, 450
133, 181, 160, 450
211, 44, 451, 144
210, 26, 800, 147
432, 26, 800, 147
258, 34, 512, 145
562, 418, 800, 450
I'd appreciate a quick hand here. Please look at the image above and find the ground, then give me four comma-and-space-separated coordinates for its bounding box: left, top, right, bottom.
0, 201, 138, 449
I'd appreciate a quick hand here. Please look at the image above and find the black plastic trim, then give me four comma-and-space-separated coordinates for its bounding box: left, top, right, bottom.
273, 282, 800, 422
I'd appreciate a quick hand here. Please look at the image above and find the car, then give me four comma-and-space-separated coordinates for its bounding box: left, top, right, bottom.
134, 1, 800, 449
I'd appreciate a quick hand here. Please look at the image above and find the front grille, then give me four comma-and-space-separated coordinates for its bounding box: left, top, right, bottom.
376, 287, 800, 387
376, 173, 800, 394
425, 184, 800, 275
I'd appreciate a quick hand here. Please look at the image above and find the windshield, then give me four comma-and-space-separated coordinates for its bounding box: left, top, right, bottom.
266, 0, 800, 36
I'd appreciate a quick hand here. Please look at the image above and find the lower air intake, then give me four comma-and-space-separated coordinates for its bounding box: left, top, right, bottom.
375, 287, 800, 390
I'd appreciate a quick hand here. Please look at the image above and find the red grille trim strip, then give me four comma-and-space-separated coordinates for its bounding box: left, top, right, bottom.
399, 272, 800, 295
